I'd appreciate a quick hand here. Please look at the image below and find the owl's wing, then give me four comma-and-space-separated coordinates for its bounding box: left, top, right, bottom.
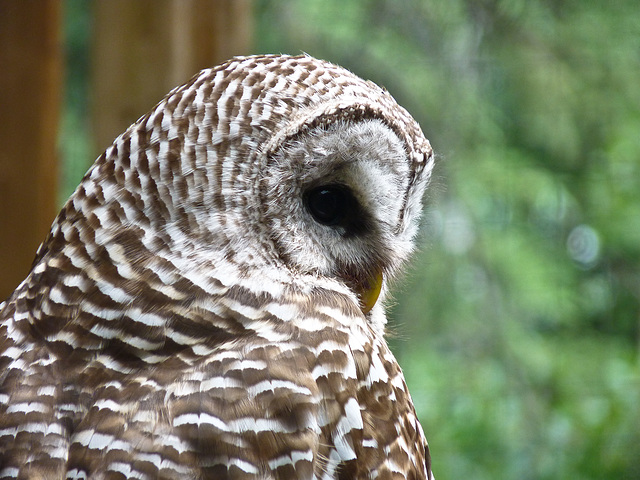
313, 328, 432, 480
355, 338, 432, 479
63, 366, 197, 478
0, 305, 71, 478
56, 335, 322, 479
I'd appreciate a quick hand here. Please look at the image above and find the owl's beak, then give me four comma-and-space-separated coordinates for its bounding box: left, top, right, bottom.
359, 270, 383, 314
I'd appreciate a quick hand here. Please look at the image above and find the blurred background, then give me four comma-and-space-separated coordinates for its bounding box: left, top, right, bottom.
1, 1, 639, 478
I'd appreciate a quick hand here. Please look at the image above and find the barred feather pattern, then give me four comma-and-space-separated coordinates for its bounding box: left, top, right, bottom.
0, 54, 434, 479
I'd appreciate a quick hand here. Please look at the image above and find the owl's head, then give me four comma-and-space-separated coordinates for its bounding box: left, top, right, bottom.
40, 55, 433, 326
262, 117, 429, 319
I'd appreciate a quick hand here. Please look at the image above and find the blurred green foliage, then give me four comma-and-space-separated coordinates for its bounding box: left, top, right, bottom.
62, 1, 640, 478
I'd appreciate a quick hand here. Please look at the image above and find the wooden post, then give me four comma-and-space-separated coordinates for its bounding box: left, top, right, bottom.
0, 0, 62, 300
92, 0, 253, 155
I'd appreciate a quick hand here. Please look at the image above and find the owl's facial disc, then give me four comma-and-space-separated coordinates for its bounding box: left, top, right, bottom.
264, 118, 416, 316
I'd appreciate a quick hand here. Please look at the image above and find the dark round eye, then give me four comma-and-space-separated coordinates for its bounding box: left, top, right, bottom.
305, 185, 351, 226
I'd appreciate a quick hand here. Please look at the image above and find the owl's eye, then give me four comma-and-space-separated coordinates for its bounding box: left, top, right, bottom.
305, 185, 354, 226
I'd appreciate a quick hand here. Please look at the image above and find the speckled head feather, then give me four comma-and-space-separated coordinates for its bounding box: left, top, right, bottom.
0, 54, 434, 479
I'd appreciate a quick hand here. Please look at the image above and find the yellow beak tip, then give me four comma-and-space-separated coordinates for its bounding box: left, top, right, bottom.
360, 271, 383, 314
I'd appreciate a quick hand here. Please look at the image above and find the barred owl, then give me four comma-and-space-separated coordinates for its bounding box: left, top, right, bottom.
0, 54, 435, 479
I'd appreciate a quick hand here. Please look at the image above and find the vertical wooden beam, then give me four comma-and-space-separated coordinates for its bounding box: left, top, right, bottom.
0, 0, 62, 300
92, 0, 253, 155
